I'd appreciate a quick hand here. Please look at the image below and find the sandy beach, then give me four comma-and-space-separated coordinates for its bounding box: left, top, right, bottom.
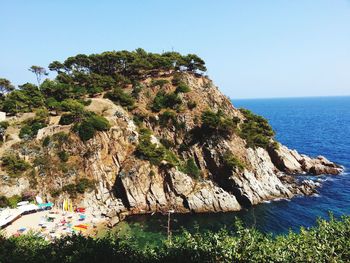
1, 208, 106, 239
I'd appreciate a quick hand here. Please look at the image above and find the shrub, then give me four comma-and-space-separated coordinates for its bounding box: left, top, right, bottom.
151, 91, 182, 112
77, 121, 95, 142
0, 196, 9, 207
7, 195, 21, 208
3, 215, 350, 262
150, 79, 169, 88
62, 178, 95, 197
86, 86, 103, 96
0, 195, 24, 208
223, 151, 245, 171
59, 113, 76, 125
172, 72, 184, 85
88, 115, 111, 131
76, 114, 110, 142
19, 120, 47, 139
131, 81, 143, 98
159, 110, 177, 127
105, 87, 135, 110
62, 184, 77, 197
35, 107, 49, 119
239, 108, 275, 149
0, 121, 9, 130
160, 138, 175, 149
133, 115, 145, 127
42, 136, 51, 147
0, 121, 9, 142
52, 132, 69, 143
135, 129, 179, 167
201, 110, 238, 137
180, 158, 201, 179
175, 83, 190, 93
187, 100, 197, 110
58, 151, 69, 162
1, 154, 30, 177
50, 189, 61, 198
59, 99, 85, 113
76, 178, 95, 194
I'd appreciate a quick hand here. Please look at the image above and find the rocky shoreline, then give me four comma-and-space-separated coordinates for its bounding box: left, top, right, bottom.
0, 73, 343, 228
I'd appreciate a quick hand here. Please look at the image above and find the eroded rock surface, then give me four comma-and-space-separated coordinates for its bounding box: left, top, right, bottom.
0, 73, 343, 226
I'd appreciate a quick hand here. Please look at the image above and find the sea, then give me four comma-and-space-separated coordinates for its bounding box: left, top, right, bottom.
115, 96, 350, 242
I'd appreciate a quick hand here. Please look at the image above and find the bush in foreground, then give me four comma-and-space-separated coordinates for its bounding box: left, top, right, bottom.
1, 215, 350, 263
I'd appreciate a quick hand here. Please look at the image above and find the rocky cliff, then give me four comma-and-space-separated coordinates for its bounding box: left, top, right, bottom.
0, 72, 343, 226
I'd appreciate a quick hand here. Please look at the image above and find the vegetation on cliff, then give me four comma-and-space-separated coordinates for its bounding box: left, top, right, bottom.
239, 108, 276, 149
1, 215, 349, 263
0, 49, 286, 212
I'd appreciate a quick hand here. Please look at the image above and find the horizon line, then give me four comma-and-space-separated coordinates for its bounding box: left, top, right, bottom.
230, 94, 350, 100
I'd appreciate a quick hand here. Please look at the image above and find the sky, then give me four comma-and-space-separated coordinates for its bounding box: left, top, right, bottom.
1, 1, 350, 99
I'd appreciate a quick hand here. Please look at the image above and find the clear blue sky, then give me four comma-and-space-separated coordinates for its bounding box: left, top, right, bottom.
1, 1, 350, 99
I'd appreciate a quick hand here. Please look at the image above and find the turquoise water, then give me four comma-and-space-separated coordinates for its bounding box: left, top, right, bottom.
117, 96, 350, 240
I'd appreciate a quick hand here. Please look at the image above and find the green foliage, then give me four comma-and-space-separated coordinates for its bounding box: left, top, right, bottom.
159, 138, 175, 149
86, 86, 103, 96
7, 195, 22, 208
76, 178, 95, 194
41, 80, 84, 103
58, 151, 69, 162
76, 121, 96, 142
171, 72, 184, 86
2, 215, 350, 262
0, 121, 9, 130
175, 83, 191, 93
42, 136, 51, 147
135, 129, 179, 167
201, 110, 238, 137
151, 91, 182, 112
0, 78, 14, 95
187, 100, 197, 110
62, 178, 95, 197
52, 132, 69, 143
50, 49, 206, 83
0, 195, 10, 207
59, 99, 85, 113
0, 50, 206, 116
131, 81, 144, 99
239, 108, 275, 149
223, 151, 245, 171
2, 83, 45, 114
150, 79, 169, 88
19, 119, 47, 139
1, 154, 30, 177
0, 121, 9, 141
35, 107, 49, 119
180, 158, 201, 179
59, 113, 76, 125
105, 87, 135, 110
76, 114, 111, 142
62, 184, 77, 197
0, 194, 22, 208
87, 115, 111, 131
159, 110, 177, 127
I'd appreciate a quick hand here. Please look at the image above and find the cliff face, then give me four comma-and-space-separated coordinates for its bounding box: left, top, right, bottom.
0, 73, 342, 225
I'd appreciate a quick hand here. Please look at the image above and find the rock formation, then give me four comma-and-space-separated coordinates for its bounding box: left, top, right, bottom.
0, 72, 343, 226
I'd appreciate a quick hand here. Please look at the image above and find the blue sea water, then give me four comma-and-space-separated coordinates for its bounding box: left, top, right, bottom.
118, 96, 350, 238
